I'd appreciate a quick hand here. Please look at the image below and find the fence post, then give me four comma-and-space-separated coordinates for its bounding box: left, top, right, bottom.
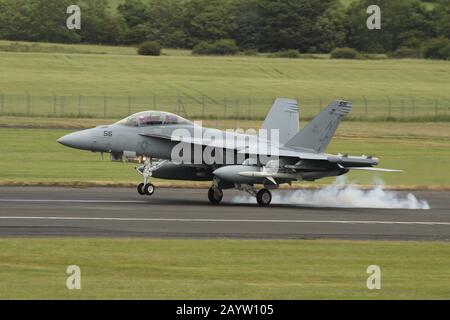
128, 95, 131, 115
26, 92, 30, 115
387, 96, 392, 118
411, 97, 415, 116
235, 98, 240, 126
201, 95, 205, 119
363, 96, 368, 119
103, 95, 107, 118
61, 95, 65, 115
223, 97, 228, 118
153, 96, 156, 109
78, 95, 82, 116
247, 97, 251, 120
53, 93, 56, 115
434, 98, 438, 118
401, 99, 405, 119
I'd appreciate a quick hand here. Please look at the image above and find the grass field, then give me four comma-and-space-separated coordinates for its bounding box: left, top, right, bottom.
0, 120, 449, 187
2, 49, 448, 99
0, 238, 448, 299
0, 40, 449, 120
0, 40, 191, 56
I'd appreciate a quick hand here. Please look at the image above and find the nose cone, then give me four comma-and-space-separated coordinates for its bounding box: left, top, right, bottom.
57, 129, 93, 150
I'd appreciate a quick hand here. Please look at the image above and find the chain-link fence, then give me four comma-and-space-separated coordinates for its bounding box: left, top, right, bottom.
0, 93, 449, 120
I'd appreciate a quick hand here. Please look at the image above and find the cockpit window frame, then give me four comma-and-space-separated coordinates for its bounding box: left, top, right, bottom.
115, 111, 192, 127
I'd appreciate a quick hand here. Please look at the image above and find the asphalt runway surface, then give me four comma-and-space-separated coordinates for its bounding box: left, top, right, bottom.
0, 186, 449, 240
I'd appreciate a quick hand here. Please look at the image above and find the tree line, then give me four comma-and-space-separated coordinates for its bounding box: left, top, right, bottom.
0, 0, 449, 55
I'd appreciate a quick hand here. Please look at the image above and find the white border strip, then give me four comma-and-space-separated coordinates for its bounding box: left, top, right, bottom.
0, 216, 449, 226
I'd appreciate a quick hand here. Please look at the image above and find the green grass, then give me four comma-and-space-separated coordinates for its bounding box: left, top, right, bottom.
0, 40, 191, 56
0, 238, 448, 299
2, 49, 448, 99
0, 121, 449, 187
0, 43, 449, 120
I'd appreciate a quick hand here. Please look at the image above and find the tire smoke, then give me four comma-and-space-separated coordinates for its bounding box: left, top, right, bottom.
232, 177, 430, 209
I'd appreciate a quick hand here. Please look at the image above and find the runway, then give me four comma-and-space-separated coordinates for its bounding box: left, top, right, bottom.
0, 186, 449, 240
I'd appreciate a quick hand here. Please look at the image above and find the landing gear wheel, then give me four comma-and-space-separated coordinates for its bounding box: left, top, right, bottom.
137, 183, 145, 195
208, 187, 223, 204
144, 183, 155, 196
256, 189, 272, 206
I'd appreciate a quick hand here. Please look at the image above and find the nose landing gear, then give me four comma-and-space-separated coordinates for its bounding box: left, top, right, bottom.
137, 182, 155, 196
136, 158, 167, 196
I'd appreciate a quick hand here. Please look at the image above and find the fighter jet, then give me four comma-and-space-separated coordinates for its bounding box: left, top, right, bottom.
57, 99, 400, 206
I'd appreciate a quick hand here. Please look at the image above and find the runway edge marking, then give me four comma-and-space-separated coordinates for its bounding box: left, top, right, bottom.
0, 216, 449, 226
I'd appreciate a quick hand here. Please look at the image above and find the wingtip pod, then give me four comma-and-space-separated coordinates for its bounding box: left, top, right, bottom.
344, 167, 403, 172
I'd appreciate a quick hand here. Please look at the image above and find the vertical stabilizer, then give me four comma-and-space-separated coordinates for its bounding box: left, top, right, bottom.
285, 100, 351, 152
261, 98, 299, 144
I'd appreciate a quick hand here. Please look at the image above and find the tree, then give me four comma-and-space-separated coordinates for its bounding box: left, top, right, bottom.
346, 0, 433, 53
430, 0, 450, 39
184, 0, 237, 45
230, 0, 262, 50
330, 47, 361, 59
192, 39, 239, 55
78, 0, 126, 44
137, 40, 161, 56
0, 0, 80, 43
118, 0, 191, 47
423, 37, 450, 60
117, 0, 147, 28
144, 0, 191, 48
232, 0, 340, 52
312, 1, 348, 52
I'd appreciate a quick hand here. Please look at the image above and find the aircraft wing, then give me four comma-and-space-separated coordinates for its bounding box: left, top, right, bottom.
139, 132, 242, 150
140, 132, 331, 160
140, 132, 385, 168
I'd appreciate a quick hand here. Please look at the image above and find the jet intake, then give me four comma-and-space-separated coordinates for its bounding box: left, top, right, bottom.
110, 151, 146, 163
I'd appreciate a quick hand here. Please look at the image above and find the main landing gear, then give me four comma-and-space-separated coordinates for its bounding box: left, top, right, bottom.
208, 182, 273, 206
207, 187, 223, 204
256, 188, 272, 207
236, 184, 273, 207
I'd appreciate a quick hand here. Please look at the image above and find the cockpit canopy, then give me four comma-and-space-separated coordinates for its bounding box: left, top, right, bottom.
115, 111, 192, 127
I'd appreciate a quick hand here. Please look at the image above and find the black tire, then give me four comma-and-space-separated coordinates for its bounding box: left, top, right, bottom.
144, 183, 155, 196
208, 187, 223, 204
256, 189, 272, 206
137, 183, 145, 195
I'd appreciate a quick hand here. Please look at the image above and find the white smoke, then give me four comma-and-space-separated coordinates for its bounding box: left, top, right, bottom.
231, 177, 430, 209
